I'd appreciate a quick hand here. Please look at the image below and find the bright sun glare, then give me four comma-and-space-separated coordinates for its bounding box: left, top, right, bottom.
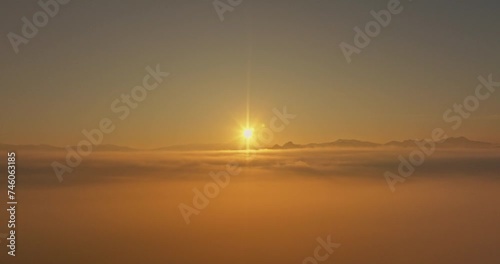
243, 128, 254, 139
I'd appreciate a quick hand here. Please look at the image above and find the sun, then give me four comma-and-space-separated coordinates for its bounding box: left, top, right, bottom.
243, 128, 254, 139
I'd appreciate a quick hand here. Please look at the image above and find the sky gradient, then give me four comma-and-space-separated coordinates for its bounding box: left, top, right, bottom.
1, 0, 499, 148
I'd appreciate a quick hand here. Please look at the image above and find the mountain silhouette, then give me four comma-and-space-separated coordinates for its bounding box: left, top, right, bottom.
267, 137, 495, 150
0, 137, 496, 152
384, 137, 493, 149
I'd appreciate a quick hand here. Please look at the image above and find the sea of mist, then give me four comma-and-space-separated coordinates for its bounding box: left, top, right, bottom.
2, 148, 499, 264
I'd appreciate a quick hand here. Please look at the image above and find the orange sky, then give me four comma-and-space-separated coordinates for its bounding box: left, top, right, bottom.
1, 0, 499, 148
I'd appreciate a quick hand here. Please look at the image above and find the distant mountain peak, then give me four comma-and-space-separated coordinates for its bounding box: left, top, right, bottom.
384, 137, 492, 148
281, 141, 302, 149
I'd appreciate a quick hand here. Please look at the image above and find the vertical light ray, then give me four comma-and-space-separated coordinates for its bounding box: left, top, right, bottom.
245, 25, 253, 154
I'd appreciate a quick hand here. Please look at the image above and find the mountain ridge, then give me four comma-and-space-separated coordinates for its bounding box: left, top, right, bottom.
269, 137, 497, 150
1, 137, 497, 152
